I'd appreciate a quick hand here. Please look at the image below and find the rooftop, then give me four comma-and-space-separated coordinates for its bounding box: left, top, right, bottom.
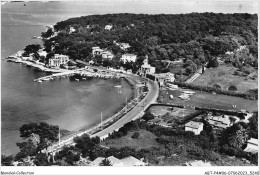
122, 54, 137, 57
120, 156, 146, 166
185, 121, 203, 129
208, 115, 231, 125
185, 160, 212, 166
248, 138, 258, 145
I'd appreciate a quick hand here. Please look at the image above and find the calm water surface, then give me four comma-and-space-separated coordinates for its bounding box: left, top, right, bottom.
1, 2, 133, 155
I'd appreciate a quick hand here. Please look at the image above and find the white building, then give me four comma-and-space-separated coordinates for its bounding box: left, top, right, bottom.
153, 72, 175, 86
16, 50, 24, 57
105, 25, 113, 30
243, 138, 258, 154
101, 51, 114, 60
92, 47, 114, 59
69, 26, 76, 34
120, 156, 147, 166
89, 60, 94, 65
140, 55, 156, 75
90, 156, 146, 166
92, 47, 104, 56
115, 42, 131, 50
38, 50, 47, 57
48, 54, 69, 68
207, 115, 232, 129
185, 121, 204, 135
184, 160, 212, 166
120, 54, 137, 63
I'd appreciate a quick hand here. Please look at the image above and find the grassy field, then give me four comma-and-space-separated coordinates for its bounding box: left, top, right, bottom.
147, 106, 197, 126
159, 88, 258, 112
101, 130, 160, 150
192, 65, 258, 92
153, 154, 255, 166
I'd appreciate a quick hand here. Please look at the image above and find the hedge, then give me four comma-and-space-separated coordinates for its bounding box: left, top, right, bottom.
174, 82, 257, 100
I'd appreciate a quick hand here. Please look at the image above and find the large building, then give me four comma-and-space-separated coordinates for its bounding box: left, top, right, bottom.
207, 115, 232, 129
92, 47, 104, 56
243, 138, 258, 154
184, 160, 212, 166
120, 54, 137, 63
92, 47, 114, 59
90, 156, 147, 166
153, 72, 175, 87
48, 54, 69, 68
185, 121, 204, 135
140, 55, 156, 76
101, 51, 114, 60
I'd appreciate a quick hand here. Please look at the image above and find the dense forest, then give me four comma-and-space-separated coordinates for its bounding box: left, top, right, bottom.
42, 13, 257, 75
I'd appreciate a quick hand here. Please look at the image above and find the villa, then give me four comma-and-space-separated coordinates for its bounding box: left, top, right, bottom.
92, 47, 104, 56
207, 115, 232, 129
185, 121, 204, 135
114, 42, 131, 50
140, 55, 156, 76
48, 54, 69, 68
90, 156, 146, 166
120, 54, 137, 63
92, 47, 114, 59
184, 160, 212, 166
243, 138, 258, 154
153, 72, 175, 87
105, 25, 113, 30
101, 50, 114, 59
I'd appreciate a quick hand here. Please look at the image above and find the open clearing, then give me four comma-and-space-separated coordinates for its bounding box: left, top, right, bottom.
101, 130, 160, 150
192, 65, 257, 92
159, 88, 258, 112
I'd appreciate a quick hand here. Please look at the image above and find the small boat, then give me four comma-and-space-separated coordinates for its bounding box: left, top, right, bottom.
75, 78, 79, 81
37, 80, 42, 83
82, 78, 86, 80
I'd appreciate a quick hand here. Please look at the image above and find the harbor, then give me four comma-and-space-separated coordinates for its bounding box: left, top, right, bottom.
5, 56, 123, 83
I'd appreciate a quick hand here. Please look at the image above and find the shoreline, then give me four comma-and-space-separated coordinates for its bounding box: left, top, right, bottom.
57, 75, 139, 142
5, 57, 142, 148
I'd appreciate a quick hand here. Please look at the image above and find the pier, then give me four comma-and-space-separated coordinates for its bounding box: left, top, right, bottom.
33, 67, 122, 82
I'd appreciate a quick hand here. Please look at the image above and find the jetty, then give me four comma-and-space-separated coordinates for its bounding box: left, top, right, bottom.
33, 67, 122, 82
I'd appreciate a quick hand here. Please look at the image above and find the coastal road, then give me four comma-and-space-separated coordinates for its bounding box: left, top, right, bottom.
49, 75, 159, 153
91, 77, 159, 139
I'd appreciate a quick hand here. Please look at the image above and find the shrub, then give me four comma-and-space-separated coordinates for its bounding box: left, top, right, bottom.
174, 81, 257, 100
213, 84, 221, 89
131, 132, 140, 139
228, 85, 237, 91
227, 147, 238, 156
204, 150, 221, 161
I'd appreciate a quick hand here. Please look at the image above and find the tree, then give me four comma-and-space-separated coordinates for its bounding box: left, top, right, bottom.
34, 153, 50, 166
1, 155, 14, 166
99, 158, 112, 166
132, 131, 140, 139
41, 28, 54, 39
142, 111, 155, 122
23, 44, 42, 60
228, 85, 237, 91
16, 139, 37, 160
19, 122, 59, 163
228, 125, 248, 149
73, 134, 100, 157
247, 112, 258, 138
213, 84, 221, 89
208, 57, 219, 68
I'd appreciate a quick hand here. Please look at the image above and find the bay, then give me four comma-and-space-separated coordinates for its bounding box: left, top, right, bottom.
1, 2, 133, 155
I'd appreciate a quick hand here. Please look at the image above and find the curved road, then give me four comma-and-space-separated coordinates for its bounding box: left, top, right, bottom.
49, 75, 159, 153
91, 77, 159, 139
